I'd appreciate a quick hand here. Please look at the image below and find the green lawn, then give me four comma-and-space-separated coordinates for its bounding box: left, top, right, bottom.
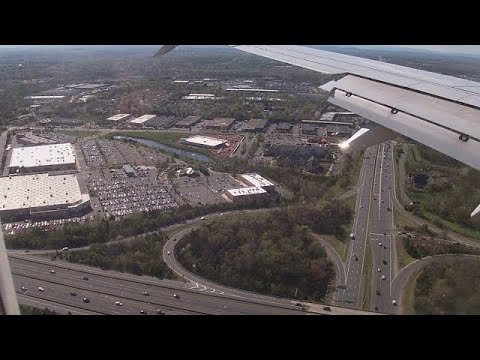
419, 211, 480, 241
318, 234, 349, 262
396, 237, 416, 269
402, 270, 421, 315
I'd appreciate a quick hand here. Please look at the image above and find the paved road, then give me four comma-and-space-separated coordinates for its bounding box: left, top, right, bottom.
369, 143, 397, 313
330, 146, 377, 308
10, 254, 305, 315
163, 223, 375, 315
309, 233, 346, 302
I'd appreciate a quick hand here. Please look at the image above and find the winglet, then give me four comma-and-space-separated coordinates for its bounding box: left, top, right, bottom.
338, 125, 396, 154
153, 45, 178, 57
471, 204, 480, 221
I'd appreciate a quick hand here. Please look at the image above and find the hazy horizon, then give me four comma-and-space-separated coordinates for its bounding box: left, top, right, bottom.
0, 45, 479, 56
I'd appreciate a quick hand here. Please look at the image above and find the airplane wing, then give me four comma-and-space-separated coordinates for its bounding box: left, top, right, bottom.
0, 219, 20, 315
155, 45, 480, 219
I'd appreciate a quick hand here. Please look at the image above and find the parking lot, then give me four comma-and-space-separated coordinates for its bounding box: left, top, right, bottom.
171, 172, 241, 206
86, 166, 179, 219
80, 139, 170, 168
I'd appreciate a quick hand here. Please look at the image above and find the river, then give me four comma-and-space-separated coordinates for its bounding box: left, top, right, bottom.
113, 136, 214, 163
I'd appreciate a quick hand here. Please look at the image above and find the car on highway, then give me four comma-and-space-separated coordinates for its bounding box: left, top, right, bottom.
157, 309, 165, 315
323, 306, 331, 311
377, 268, 381, 272
167, 251, 171, 255
392, 299, 397, 306
200, 217, 205, 220
24, 250, 30, 253
83, 276, 89, 281
350, 233, 355, 240
38, 287, 44, 292
383, 260, 387, 265
21, 286, 27, 291
70, 292, 77, 296
376, 290, 381, 295
143, 291, 149, 296
115, 301, 123, 306
381, 275, 386, 280
140, 310, 147, 314
379, 242, 382, 246
50, 269, 56, 274
173, 293, 180, 299
61, 247, 69, 252
83, 297, 90, 303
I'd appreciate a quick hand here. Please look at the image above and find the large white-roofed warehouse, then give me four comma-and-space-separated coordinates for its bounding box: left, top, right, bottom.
238, 173, 275, 192
180, 135, 227, 149
8, 143, 77, 174
0, 173, 91, 221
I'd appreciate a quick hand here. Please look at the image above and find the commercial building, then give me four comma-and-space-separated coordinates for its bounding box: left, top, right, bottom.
175, 116, 203, 128
182, 94, 220, 100
276, 122, 293, 133
302, 123, 317, 135
225, 186, 267, 202
48, 118, 84, 127
9, 143, 77, 174
181, 136, 227, 149
238, 173, 275, 192
326, 125, 352, 137
16, 133, 56, 146
176, 167, 198, 177
122, 164, 136, 177
244, 118, 269, 132
107, 114, 131, 122
0, 173, 91, 221
205, 118, 235, 131
130, 114, 157, 125
320, 112, 357, 123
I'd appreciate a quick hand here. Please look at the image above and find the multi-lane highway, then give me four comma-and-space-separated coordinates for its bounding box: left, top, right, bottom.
369, 142, 397, 313
336, 146, 378, 308
10, 254, 307, 315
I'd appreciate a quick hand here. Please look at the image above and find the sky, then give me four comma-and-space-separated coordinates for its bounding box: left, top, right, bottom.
0, 45, 480, 55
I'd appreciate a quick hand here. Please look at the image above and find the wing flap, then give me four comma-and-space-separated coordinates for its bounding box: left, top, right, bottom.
326, 75, 480, 140
329, 89, 480, 171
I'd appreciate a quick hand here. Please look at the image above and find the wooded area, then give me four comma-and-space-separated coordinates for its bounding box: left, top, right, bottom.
177, 201, 351, 301
56, 233, 173, 279
415, 257, 480, 314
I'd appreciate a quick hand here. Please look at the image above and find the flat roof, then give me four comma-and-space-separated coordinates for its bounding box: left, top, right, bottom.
107, 114, 131, 121
244, 118, 268, 130
175, 116, 203, 126
130, 114, 157, 124
320, 112, 356, 121
183, 136, 227, 147
226, 88, 279, 93
206, 118, 235, 128
9, 143, 76, 169
0, 173, 88, 211
26, 96, 66, 99
226, 186, 267, 197
239, 173, 274, 188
